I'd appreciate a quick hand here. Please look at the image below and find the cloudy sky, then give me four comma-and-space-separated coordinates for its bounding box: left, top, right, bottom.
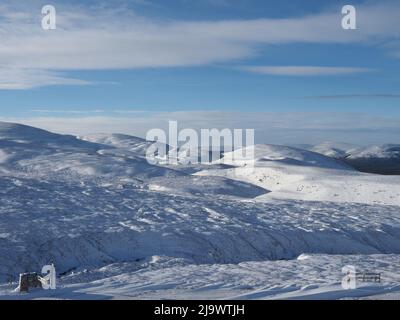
0, 0, 399, 144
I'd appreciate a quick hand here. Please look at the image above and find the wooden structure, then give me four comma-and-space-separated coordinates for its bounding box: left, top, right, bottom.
17, 272, 43, 292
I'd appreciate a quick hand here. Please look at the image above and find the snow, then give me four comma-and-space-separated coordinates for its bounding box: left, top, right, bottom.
197, 144, 400, 205
347, 144, 400, 160
3, 175, 399, 279
220, 144, 353, 170
304, 142, 400, 175
305, 142, 400, 162
0, 122, 399, 300
148, 175, 268, 198
81, 133, 168, 159
309, 141, 359, 158
1, 254, 399, 300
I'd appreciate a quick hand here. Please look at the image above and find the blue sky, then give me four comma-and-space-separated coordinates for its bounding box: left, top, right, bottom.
0, 0, 399, 143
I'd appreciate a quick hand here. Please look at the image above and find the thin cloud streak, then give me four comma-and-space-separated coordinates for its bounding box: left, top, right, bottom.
0, 68, 92, 90
239, 66, 374, 76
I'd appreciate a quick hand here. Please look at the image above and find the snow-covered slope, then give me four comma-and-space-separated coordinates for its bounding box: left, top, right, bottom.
80, 133, 168, 158
344, 144, 400, 175
1, 174, 400, 282
198, 144, 400, 205
1, 254, 400, 300
305, 142, 400, 175
148, 175, 268, 198
0, 122, 399, 300
347, 144, 400, 159
81, 133, 147, 147
219, 144, 353, 170
0, 122, 180, 181
310, 141, 359, 158
0, 122, 102, 153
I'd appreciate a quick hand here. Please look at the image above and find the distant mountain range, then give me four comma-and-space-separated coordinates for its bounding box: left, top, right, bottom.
301, 141, 400, 175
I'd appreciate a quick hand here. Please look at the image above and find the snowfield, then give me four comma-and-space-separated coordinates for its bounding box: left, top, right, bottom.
0, 122, 399, 300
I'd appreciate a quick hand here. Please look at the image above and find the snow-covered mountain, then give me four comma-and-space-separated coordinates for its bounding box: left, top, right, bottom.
304, 142, 400, 175
80, 133, 168, 158
344, 144, 400, 175
309, 141, 359, 158
198, 144, 400, 205
0, 122, 181, 181
0, 122, 399, 300
219, 144, 353, 170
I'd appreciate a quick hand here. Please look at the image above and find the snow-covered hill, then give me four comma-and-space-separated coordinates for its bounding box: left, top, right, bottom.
310, 141, 359, 158
0, 122, 180, 181
305, 142, 400, 175
0, 122, 399, 300
219, 144, 353, 170
344, 144, 400, 175
80, 133, 168, 158
198, 144, 400, 205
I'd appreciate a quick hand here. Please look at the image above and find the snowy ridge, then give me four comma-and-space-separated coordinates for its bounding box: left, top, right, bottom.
220, 144, 353, 170
0, 122, 181, 181
347, 144, 400, 160
344, 145, 400, 175
306, 142, 400, 175
310, 141, 359, 158
81, 133, 167, 158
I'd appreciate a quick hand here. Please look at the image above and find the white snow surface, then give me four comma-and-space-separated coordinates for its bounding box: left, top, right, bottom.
0, 122, 399, 300
198, 144, 400, 205
1, 254, 399, 300
310, 141, 359, 158
346, 144, 400, 159
305, 142, 400, 160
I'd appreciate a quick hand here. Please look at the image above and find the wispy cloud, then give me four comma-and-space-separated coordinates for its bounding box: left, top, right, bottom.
0, 1, 399, 88
0, 68, 91, 90
239, 66, 374, 76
